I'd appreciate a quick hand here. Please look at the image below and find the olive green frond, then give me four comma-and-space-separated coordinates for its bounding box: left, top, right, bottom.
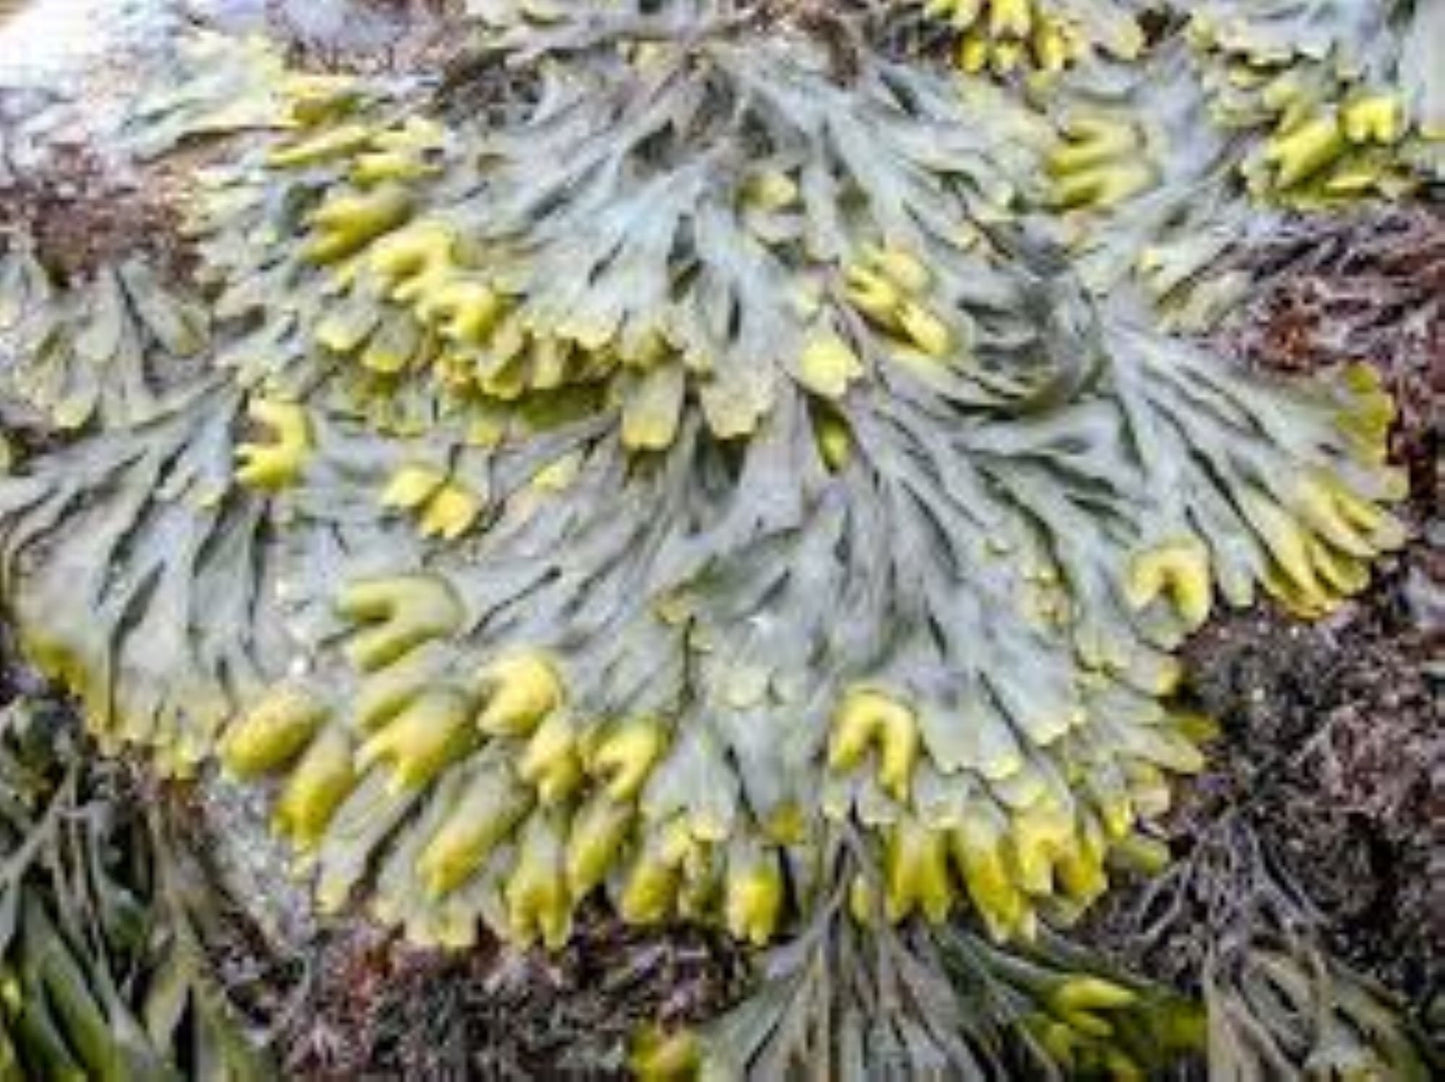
0, 698, 271, 1082
660, 859, 1203, 1080
0, 7, 1432, 1079
0, 238, 207, 431
1, 307, 1399, 959
1028, 41, 1262, 326
0, 0, 1415, 995
0, 387, 284, 774
914, 0, 1147, 76
189, 24, 1060, 449
126, 30, 349, 160
1187, 0, 1443, 204
1033, 36, 1434, 325
1144, 814, 1439, 1082
1206, 943, 1435, 1081
1188, 0, 1401, 72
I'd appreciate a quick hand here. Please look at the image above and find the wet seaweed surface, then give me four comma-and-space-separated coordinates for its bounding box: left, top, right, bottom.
9, 204, 1427, 1079
0, 9, 1440, 1075
261, 208, 1439, 1080
1, 171, 1440, 1076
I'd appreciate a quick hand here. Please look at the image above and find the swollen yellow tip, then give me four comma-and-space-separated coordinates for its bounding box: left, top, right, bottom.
221, 685, 330, 778
590, 719, 669, 801
1123, 536, 1212, 630
475, 651, 564, 736
828, 688, 919, 801
235, 398, 311, 491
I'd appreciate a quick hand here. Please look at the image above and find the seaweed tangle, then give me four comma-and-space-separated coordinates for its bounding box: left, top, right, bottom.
0, 694, 272, 1081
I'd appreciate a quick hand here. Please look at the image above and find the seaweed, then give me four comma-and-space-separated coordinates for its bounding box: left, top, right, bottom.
0, 2, 1432, 1077
0, 694, 272, 1081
